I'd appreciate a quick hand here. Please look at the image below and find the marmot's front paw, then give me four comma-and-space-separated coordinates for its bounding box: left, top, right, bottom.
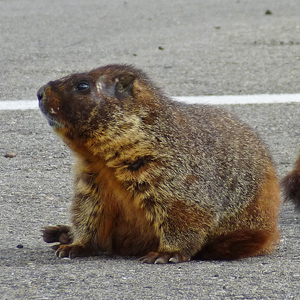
139, 251, 190, 264
42, 225, 72, 244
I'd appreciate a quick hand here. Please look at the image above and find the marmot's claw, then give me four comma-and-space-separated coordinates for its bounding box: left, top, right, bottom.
55, 244, 96, 259
139, 251, 189, 264
51, 243, 60, 251
55, 245, 72, 258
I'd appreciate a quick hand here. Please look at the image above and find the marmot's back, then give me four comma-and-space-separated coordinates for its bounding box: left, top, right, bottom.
147, 101, 272, 216
38, 64, 280, 263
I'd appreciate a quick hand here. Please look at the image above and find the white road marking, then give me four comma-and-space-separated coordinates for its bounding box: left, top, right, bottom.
0, 100, 39, 110
175, 94, 300, 105
1, 94, 300, 110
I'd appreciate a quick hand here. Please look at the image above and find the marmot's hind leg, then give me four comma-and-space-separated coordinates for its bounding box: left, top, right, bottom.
197, 163, 280, 260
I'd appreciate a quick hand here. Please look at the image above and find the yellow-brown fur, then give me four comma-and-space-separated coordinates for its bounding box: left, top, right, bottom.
38, 64, 280, 263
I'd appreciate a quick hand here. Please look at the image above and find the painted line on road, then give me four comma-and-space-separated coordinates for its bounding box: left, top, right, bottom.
0, 100, 39, 110
176, 94, 300, 105
1, 94, 300, 110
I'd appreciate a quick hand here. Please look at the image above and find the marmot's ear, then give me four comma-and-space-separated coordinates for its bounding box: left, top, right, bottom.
98, 73, 135, 100
115, 74, 135, 100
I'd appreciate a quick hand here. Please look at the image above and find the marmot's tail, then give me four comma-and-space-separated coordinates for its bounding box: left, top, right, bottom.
281, 169, 300, 211
195, 230, 277, 260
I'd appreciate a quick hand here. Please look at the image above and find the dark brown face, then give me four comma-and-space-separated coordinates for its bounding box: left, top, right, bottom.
37, 73, 97, 129
37, 65, 163, 157
37, 66, 142, 139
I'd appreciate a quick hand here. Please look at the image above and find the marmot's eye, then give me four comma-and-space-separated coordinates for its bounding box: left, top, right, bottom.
76, 81, 90, 91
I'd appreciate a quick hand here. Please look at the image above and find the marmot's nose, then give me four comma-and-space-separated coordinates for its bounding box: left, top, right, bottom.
37, 86, 45, 101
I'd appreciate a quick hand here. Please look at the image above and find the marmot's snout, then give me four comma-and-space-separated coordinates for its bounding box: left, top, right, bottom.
37, 85, 48, 117
37, 85, 45, 102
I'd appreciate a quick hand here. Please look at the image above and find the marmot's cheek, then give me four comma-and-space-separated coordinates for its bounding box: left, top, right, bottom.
46, 96, 60, 117
41, 101, 62, 127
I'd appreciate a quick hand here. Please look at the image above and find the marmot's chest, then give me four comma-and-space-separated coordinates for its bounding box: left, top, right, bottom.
74, 157, 160, 255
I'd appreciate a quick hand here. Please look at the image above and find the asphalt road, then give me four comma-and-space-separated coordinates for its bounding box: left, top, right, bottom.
1, 0, 300, 299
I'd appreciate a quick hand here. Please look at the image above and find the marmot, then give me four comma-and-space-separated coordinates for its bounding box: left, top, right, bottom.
282, 156, 300, 211
37, 64, 280, 263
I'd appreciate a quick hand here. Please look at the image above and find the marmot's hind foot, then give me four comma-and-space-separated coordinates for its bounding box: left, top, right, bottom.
140, 251, 190, 264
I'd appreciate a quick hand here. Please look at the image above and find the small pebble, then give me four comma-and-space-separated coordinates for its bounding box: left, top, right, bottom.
4, 152, 17, 158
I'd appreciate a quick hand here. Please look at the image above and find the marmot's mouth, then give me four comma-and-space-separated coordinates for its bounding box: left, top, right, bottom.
38, 99, 62, 128
44, 114, 63, 128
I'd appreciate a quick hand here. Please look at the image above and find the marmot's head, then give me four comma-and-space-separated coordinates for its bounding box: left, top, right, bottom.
37, 64, 163, 149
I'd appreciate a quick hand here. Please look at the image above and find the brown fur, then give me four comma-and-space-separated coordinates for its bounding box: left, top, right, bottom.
197, 162, 280, 260
38, 64, 280, 263
282, 155, 300, 211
